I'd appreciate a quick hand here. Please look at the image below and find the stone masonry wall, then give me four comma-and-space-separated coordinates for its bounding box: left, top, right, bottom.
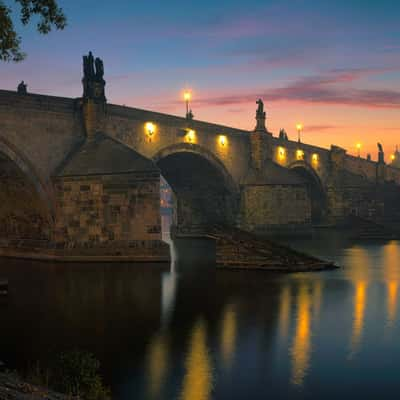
240, 184, 311, 234
53, 172, 163, 249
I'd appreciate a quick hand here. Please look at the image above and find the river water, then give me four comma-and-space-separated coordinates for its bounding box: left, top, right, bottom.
1, 232, 400, 399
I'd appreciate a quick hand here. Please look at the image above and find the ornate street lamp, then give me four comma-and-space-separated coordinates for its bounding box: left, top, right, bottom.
296, 123, 303, 143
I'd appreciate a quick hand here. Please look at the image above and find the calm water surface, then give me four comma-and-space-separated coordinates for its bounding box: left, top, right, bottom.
1, 232, 400, 399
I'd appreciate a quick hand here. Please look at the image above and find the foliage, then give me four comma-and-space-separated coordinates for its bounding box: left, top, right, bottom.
23, 350, 111, 400
51, 350, 111, 400
25, 360, 50, 388
0, 0, 66, 62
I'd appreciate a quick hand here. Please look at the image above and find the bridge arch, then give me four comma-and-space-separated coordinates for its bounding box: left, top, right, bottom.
153, 143, 239, 232
0, 137, 54, 241
289, 160, 327, 224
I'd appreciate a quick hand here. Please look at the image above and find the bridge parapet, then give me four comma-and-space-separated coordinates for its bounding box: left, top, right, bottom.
105, 103, 251, 185
0, 89, 84, 184
270, 137, 331, 184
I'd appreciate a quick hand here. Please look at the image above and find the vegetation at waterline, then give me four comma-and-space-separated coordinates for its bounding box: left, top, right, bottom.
24, 350, 111, 399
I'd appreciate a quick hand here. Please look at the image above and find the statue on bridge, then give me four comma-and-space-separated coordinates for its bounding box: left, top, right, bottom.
95, 57, 104, 80
254, 99, 267, 133
82, 51, 106, 102
17, 81, 27, 94
279, 128, 288, 140
378, 142, 385, 164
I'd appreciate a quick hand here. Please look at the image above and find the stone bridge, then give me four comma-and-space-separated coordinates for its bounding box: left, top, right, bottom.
0, 53, 399, 261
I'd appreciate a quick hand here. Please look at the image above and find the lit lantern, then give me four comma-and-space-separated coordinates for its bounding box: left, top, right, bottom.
278, 147, 286, 161
145, 122, 156, 142
312, 153, 319, 163
391, 154, 396, 161
296, 149, 305, 160
186, 129, 196, 143
219, 135, 227, 147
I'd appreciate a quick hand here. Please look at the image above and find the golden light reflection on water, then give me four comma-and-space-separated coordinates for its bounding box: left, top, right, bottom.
345, 246, 370, 358
220, 304, 237, 370
290, 284, 312, 386
279, 285, 291, 338
383, 241, 400, 328
350, 280, 367, 357
180, 319, 213, 400
387, 281, 398, 327
146, 333, 168, 399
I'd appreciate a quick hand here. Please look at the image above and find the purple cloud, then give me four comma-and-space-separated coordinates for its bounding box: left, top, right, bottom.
188, 68, 400, 109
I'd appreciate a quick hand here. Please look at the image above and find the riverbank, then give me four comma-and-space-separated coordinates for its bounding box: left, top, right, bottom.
0, 373, 72, 400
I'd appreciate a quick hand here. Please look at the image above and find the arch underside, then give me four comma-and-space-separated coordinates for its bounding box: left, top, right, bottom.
156, 150, 239, 232
290, 163, 326, 224
0, 152, 51, 242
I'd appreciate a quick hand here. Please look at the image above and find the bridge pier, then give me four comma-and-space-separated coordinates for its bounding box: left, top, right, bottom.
49, 132, 170, 262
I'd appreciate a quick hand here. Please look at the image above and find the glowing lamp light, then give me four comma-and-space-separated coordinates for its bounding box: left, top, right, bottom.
296, 149, 305, 160
391, 154, 396, 161
278, 147, 286, 160
312, 153, 319, 163
296, 123, 303, 143
186, 129, 196, 143
219, 135, 227, 147
184, 91, 192, 102
356, 142, 362, 157
145, 122, 156, 142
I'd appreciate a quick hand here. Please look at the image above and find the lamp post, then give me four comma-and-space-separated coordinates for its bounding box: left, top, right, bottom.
356, 143, 362, 157
296, 123, 303, 143
184, 91, 192, 119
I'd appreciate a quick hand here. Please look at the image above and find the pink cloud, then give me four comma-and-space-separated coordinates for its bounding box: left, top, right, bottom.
304, 125, 339, 132
185, 68, 400, 110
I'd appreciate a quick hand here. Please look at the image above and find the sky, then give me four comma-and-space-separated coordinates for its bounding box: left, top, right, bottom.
1, 0, 400, 159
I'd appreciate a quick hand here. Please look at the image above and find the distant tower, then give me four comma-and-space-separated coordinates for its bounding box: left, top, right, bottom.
391, 146, 400, 169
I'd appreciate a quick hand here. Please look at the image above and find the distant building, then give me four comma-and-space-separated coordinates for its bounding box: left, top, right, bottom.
391, 146, 400, 169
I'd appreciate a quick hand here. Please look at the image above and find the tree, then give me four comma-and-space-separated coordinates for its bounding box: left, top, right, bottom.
0, 0, 66, 62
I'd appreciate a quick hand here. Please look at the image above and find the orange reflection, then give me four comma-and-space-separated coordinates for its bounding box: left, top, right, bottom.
350, 280, 367, 356
291, 284, 312, 386
220, 304, 237, 370
180, 319, 213, 400
383, 241, 400, 327
387, 281, 398, 327
345, 246, 370, 358
146, 333, 168, 399
279, 285, 291, 338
